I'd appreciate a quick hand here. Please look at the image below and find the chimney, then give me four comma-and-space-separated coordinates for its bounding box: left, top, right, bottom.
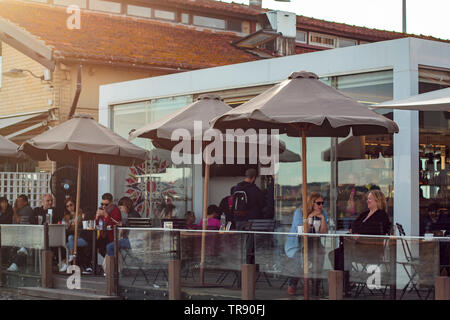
249, 0, 262, 9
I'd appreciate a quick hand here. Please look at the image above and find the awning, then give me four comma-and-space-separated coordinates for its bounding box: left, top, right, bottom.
0, 108, 58, 144
370, 87, 450, 111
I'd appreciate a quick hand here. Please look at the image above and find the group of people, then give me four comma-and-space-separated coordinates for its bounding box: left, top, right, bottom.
284, 189, 392, 296
58, 193, 141, 274
0, 192, 141, 275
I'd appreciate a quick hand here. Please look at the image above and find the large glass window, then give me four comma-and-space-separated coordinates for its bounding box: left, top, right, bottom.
418, 67, 450, 235
334, 70, 394, 231
112, 95, 194, 218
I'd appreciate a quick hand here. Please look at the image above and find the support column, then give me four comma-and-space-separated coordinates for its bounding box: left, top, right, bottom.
328, 270, 343, 300
241, 264, 256, 300
168, 260, 181, 300
435, 277, 450, 300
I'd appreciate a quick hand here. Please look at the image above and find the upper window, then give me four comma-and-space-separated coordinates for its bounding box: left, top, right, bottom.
154, 9, 176, 21
228, 19, 242, 32
309, 32, 336, 48
181, 13, 190, 24
127, 5, 152, 18
193, 16, 226, 30
89, 0, 121, 14
296, 30, 307, 43
338, 38, 357, 48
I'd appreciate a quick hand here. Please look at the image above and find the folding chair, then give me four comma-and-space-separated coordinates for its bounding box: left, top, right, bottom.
396, 223, 434, 300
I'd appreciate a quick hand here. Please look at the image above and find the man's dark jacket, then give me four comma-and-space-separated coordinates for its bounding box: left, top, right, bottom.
232, 181, 266, 222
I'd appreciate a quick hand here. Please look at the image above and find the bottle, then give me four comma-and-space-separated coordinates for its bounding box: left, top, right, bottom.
220, 214, 226, 231
98, 217, 104, 230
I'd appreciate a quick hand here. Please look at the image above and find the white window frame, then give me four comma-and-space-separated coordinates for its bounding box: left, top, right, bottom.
309, 32, 337, 48
337, 37, 357, 48
295, 30, 307, 44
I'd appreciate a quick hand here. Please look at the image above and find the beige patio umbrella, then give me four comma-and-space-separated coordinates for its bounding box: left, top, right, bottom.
0, 135, 29, 162
211, 71, 399, 299
130, 94, 285, 285
20, 113, 148, 265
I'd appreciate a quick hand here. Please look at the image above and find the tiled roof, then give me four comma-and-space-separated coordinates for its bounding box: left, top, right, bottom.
0, 1, 262, 70
297, 15, 449, 43
162, 0, 263, 16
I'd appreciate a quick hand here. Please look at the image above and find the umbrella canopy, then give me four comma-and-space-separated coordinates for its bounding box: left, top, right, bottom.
0, 135, 29, 162
211, 71, 399, 137
130, 94, 232, 150
279, 147, 301, 163
370, 87, 450, 111
20, 113, 148, 166
19, 113, 148, 269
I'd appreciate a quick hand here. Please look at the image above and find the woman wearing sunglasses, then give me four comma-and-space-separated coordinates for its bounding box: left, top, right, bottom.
59, 197, 89, 272
285, 192, 328, 296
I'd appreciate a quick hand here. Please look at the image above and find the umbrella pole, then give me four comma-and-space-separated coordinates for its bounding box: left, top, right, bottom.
200, 159, 210, 286
301, 128, 310, 300
73, 154, 82, 267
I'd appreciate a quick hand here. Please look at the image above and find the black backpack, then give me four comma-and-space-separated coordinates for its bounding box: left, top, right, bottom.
232, 185, 251, 217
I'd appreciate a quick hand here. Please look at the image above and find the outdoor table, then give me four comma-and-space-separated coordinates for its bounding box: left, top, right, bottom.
48, 224, 67, 270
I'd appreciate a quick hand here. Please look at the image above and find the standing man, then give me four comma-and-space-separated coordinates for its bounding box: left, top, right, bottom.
232, 168, 266, 229
7, 195, 34, 271
231, 168, 266, 264
33, 193, 56, 224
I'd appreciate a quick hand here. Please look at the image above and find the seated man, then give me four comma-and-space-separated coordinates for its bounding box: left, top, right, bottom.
7, 195, 35, 272
33, 193, 56, 224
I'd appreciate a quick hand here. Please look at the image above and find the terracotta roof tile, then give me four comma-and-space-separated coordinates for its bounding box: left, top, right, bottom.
163, 0, 263, 16
0, 1, 261, 70
297, 15, 449, 43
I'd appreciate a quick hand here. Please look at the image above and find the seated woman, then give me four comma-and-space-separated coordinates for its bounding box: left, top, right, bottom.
350, 190, 391, 235
59, 198, 89, 272
199, 205, 221, 230
0, 197, 13, 224
106, 196, 140, 257
285, 192, 328, 296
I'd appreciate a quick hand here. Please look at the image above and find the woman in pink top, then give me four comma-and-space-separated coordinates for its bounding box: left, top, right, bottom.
200, 205, 221, 230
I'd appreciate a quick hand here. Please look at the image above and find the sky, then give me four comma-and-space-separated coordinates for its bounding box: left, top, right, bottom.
222, 0, 450, 40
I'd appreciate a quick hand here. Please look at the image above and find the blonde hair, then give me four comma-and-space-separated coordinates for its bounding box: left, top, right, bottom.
369, 190, 387, 211
306, 192, 323, 215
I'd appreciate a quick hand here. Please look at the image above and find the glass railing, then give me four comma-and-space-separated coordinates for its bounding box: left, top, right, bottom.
2, 223, 448, 300
115, 227, 450, 300
0, 225, 45, 287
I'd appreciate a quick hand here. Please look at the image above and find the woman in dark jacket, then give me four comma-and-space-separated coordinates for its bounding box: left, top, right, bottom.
350, 190, 391, 235
0, 197, 13, 224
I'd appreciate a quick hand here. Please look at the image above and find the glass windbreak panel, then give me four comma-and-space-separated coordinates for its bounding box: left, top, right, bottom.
112, 96, 194, 218
180, 230, 244, 294
1, 225, 44, 277
343, 236, 440, 300
255, 232, 337, 299
275, 135, 331, 231
418, 68, 450, 235
118, 229, 177, 295
333, 70, 394, 231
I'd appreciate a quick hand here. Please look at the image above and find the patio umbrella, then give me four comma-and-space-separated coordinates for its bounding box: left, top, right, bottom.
370, 87, 450, 111
130, 94, 284, 285
19, 113, 148, 265
211, 71, 399, 299
0, 135, 29, 162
